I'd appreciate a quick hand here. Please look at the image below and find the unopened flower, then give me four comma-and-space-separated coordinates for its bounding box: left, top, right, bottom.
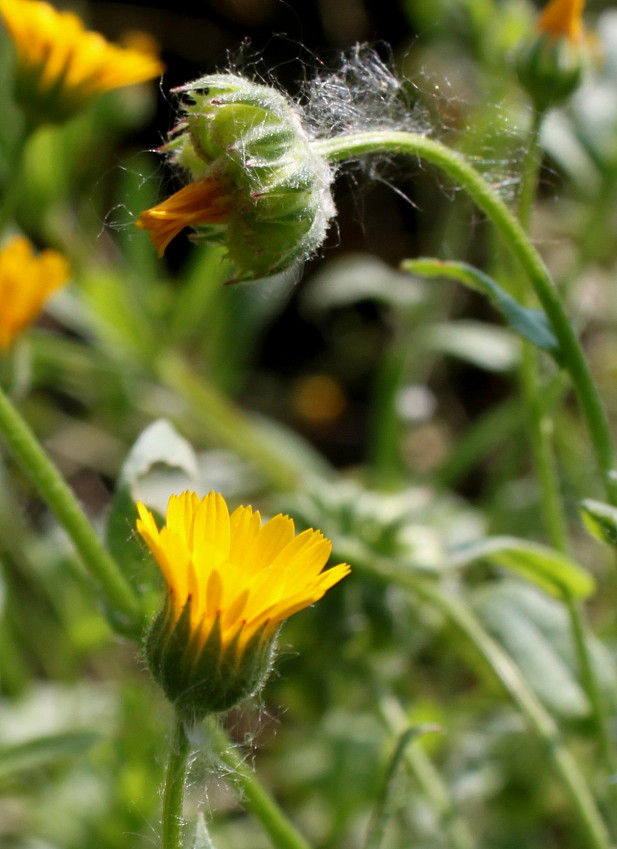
516, 0, 587, 111
137, 491, 350, 720
0, 236, 70, 351
0, 0, 164, 124
136, 74, 335, 282
538, 0, 584, 43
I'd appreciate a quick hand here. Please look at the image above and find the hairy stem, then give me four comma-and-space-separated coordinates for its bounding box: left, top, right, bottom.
313, 132, 617, 505
162, 715, 191, 849
205, 717, 313, 849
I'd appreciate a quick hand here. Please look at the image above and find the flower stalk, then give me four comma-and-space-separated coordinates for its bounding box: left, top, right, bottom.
162, 714, 191, 849
312, 131, 617, 505
0, 385, 140, 629
205, 717, 313, 849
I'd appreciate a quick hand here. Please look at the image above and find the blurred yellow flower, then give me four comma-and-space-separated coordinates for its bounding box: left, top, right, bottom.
0, 0, 164, 123
137, 491, 350, 716
538, 0, 584, 43
0, 236, 70, 351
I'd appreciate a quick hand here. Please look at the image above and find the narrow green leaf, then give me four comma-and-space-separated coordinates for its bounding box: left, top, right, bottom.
580, 499, 617, 548
0, 731, 99, 784
105, 420, 199, 599
451, 536, 595, 599
402, 258, 561, 360
364, 724, 440, 849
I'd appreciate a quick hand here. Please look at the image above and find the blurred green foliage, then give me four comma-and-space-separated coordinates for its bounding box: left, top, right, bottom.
3, 0, 617, 848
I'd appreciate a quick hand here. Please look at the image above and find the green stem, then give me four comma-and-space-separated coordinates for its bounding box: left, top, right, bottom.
378, 696, 477, 849
313, 132, 617, 504
565, 592, 617, 806
162, 714, 191, 849
338, 543, 611, 849
515, 109, 569, 553
516, 116, 617, 813
205, 717, 313, 849
0, 385, 140, 629
0, 117, 35, 235
156, 353, 317, 492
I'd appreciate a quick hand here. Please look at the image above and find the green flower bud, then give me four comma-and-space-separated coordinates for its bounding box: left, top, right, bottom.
136, 74, 336, 282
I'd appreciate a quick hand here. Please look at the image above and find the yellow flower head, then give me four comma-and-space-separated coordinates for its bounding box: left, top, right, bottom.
137, 491, 350, 719
0, 236, 70, 351
538, 0, 585, 43
0, 0, 164, 124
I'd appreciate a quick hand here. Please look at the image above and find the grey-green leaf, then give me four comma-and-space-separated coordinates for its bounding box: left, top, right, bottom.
402, 258, 561, 360
0, 731, 99, 785
580, 498, 617, 548
451, 536, 595, 599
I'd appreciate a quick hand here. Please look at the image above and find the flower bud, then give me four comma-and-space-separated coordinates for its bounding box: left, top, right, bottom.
516, 0, 586, 112
137, 492, 350, 722
136, 74, 336, 282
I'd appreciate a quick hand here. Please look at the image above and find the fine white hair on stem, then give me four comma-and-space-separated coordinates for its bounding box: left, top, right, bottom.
302, 44, 430, 139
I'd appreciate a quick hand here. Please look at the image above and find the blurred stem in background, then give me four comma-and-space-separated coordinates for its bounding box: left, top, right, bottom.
515, 105, 617, 826
0, 384, 141, 633
342, 541, 611, 849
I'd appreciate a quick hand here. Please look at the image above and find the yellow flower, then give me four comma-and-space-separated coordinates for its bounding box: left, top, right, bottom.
538, 0, 584, 43
135, 176, 233, 257
137, 491, 350, 718
0, 0, 164, 123
0, 236, 70, 351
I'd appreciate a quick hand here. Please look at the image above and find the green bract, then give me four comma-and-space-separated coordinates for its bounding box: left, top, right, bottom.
167, 74, 336, 282
146, 598, 276, 723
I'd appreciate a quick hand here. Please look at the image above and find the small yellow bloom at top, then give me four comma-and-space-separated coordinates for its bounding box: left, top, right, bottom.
538, 0, 584, 43
137, 491, 350, 719
0, 236, 70, 351
516, 0, 587, 111
0, 0, 164, 124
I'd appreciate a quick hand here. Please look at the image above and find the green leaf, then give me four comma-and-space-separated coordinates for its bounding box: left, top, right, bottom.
451, 536, 595, 599
580, 498, 617, 548
402, 258, 561, 361
365, 724, 440, 849
474, 581, 617, 719
105, 420, 199, 603
0, 731, 99, 785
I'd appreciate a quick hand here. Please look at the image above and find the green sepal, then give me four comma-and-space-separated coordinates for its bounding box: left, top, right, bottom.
164, 73, 336, 282
516, 33, 584, 113
145, 595, 276, 721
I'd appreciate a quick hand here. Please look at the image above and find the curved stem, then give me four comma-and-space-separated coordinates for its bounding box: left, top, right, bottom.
313, 132, 617, 504
0, 385, 140, 629
162, 714, 191, 849
205, 717, 313, 849
515, 115, 617, 814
